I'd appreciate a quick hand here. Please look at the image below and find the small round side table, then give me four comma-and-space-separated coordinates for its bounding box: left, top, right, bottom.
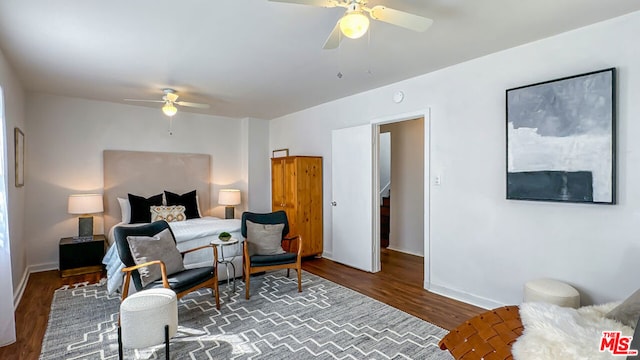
211, 237, 239, 293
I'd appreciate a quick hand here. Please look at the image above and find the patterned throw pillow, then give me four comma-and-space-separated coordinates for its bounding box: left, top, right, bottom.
126, 228, 185, 287
150, 205, 186, 222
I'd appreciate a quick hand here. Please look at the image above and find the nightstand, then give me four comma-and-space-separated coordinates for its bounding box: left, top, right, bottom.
59, 234, 106, 277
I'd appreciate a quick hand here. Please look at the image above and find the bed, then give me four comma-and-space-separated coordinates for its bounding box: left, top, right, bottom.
101, 150, 244, 295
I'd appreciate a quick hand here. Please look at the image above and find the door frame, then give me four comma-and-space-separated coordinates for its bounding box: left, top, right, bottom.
371, 108, 431, 288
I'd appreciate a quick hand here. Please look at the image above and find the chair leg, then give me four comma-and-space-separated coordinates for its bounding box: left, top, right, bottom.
213, 279, 220, 310
297, 268, 302, 293
164, 324, 170, 360
287, 269, 290, 278
245, 271, 250, 299
118, 325, 123, 360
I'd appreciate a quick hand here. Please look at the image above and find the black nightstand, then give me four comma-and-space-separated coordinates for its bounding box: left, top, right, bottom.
59, 234, 106, 277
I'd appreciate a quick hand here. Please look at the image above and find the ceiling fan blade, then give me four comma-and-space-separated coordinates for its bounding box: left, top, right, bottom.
269, 0, 339, 7
322, 21, 342, 50
369, 5, 433, 32
175, 101, 210, 109
124, 99, 165, 103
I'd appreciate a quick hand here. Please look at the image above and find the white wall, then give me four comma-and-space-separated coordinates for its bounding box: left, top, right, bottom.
0, 52, 26, 293
381, 119, 424, 256
0, 46, 24, 345
271, 11, 640, 307
241, 117, 271, 213
24, 93, 252, 269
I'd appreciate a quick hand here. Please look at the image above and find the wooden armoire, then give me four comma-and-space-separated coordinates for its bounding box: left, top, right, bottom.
271, 156, 323, 257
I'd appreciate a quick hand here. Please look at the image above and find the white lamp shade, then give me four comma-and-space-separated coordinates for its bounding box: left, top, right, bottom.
218, 189, 241, 206
68, 194, 104, 214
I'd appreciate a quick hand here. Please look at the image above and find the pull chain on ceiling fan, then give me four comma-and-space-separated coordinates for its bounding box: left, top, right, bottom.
268, 0, 433, 49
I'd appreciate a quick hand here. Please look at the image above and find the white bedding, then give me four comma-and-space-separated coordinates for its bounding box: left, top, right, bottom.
103, 217, 243, 294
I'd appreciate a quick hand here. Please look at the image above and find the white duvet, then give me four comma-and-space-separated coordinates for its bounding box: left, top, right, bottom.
103, 217, 242, 294
168, 217, 240, 242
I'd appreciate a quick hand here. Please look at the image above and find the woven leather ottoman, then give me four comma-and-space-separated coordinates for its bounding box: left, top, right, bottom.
439, 306, 523, 360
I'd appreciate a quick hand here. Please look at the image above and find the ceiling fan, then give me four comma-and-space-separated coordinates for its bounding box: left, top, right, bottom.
269, 0, 434, 49
124, 88, 210, 117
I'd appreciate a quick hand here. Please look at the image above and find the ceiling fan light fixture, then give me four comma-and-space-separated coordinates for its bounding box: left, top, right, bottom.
162, 101, 177, 117
339, 11, 369, 39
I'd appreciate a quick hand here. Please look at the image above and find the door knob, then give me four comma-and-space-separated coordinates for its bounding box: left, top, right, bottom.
331, 201, 337, 206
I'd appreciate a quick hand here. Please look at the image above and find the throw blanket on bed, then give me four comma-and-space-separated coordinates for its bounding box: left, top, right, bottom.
512, 301, 633, 360
103, 217, 241, 294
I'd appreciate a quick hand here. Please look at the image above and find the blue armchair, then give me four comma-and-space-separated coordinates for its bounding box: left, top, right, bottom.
114, 220, 220, 309
241, 211, 302, 299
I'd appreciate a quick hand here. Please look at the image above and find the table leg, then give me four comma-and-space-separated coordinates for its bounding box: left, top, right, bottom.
229, 262, 236, 292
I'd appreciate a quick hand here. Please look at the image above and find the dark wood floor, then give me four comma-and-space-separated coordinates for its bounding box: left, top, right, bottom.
0, 249, 484, 359
0, 270, 104, 360
303, 249, 484, 330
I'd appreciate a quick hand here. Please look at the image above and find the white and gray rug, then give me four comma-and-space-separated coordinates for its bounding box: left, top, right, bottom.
40, 270, 452, 359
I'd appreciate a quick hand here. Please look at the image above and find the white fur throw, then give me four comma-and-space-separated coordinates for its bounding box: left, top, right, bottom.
513, 302, 634, 360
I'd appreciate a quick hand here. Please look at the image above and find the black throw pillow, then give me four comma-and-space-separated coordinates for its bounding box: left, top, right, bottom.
128, 193, 163, 224
164, 190, 200, 219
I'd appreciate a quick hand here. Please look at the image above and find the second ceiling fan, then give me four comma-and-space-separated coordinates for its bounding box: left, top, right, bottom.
269, 0, 434, 49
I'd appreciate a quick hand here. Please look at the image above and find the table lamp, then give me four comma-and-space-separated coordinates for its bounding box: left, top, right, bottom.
68, 194, 104, 237
218, 189, 241, 219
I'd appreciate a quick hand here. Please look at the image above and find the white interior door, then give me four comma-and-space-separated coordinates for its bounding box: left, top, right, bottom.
331, 124, 374, 272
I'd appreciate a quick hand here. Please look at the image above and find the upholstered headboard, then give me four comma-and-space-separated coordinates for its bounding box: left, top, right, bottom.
103, 150, 211, 239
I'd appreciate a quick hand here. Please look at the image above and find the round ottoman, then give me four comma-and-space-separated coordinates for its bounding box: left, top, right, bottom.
523, 278, 580, 308
119, 288, 178, 357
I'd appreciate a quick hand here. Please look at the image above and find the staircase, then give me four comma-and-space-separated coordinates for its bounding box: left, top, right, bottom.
380, 196, 390, 248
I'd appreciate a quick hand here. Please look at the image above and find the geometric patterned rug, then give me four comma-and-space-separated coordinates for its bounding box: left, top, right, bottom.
40, 270, 452, 359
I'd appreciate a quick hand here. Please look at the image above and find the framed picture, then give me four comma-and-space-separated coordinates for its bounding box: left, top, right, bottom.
14, 127, 24, 187
506, 68, 616, 204
271, 148, 289, 158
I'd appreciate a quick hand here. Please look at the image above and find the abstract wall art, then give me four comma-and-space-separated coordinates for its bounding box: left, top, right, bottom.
506, 68, 616, 204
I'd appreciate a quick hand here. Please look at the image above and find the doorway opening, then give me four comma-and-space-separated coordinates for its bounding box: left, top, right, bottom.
373, 113, 428, 289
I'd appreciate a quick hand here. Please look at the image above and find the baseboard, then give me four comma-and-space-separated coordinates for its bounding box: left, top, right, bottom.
13, 262, 58, 310
385, 246, 424, 257
29, 262, 58, 273
428, 283, 503, 310
321, 251, 333, 260
13, 268, 29, 310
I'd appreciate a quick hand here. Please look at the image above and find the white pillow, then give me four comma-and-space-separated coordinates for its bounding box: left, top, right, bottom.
118, 197, 131, 223
196, 194, 203, 217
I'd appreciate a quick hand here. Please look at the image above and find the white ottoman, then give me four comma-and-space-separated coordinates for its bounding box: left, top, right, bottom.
119, 288, 178, 359
524, 278, 580, 308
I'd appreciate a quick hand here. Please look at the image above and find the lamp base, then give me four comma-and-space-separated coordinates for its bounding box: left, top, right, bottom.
78, 216, 94, 237
224, 206, 235, 220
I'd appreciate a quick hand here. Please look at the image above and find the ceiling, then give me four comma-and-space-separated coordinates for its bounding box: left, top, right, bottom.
0, 1, 639, 120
